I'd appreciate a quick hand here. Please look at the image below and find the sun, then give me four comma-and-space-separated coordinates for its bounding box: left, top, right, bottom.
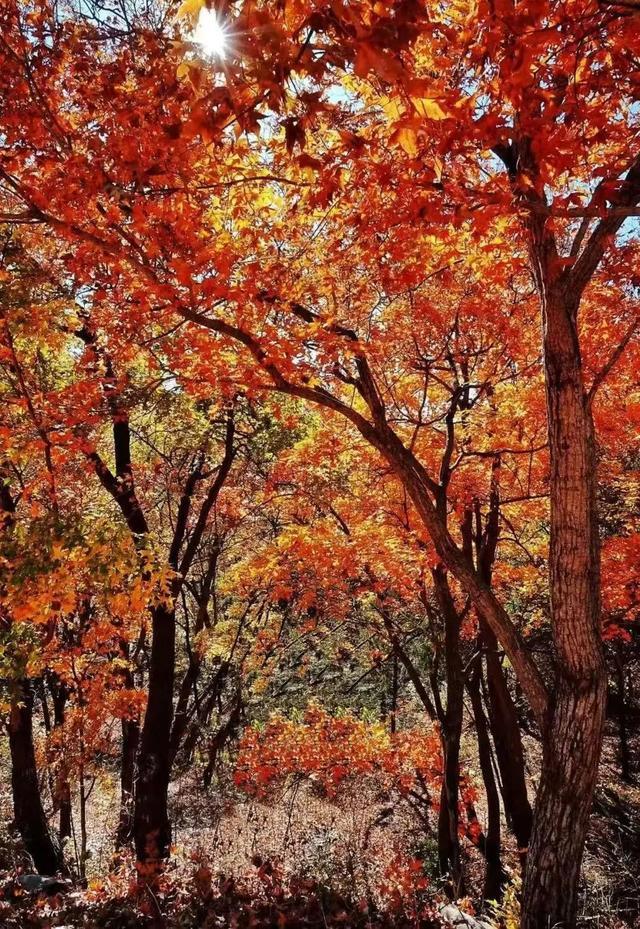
193, 8, 227, 59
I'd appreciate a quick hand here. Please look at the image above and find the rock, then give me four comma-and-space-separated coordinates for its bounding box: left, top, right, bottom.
439, 903, 495, 929
2, 873, 71, 899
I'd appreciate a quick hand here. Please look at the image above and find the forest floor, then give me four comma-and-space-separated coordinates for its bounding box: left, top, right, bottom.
1, 735, 639, 928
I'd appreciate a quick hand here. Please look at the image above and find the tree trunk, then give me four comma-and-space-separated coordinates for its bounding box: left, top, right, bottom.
482, 622, 533, 859
468, 658, 504, 902
389, 653, 398, 733
174, 661, 231, 765
9, 680, 65, 874
202, 695, 243, 788
78, 760, 88, 880
613, 650, 632, 783
133, 603, 176, 867
116, 642, 139, 849
169, 655, 202, 767
117, 716, 139, 848
433, 568, 465, 897
50, 680, 72, 842
521, 290, 607, 929
58, 780, 72, 844
523, 679, 605, 928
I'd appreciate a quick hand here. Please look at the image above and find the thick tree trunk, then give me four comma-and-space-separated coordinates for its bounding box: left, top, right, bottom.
521, 290, 607, 929
133, 603, 176, 867
9, 680, 65, 874
522, 678, 605, 928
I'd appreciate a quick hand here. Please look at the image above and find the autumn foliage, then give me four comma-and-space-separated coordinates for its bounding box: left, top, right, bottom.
1, 0, 640, 927
234, 705, 443, 800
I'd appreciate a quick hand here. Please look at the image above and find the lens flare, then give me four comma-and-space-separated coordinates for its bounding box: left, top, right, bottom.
193, 8, 227, 58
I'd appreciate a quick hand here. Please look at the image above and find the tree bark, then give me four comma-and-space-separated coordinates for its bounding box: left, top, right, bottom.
613, 650, 632, 783
433, 568, 465, 897
474, 477, 533, 864
133, 602, 176, 867
468, 656, 504, 902
521, 289, 607, 929
482, 623, 533, 859
50, 681, 72, 842
116, 716, 139, 848
9, 680, 65, 874
114, 638, 139, 849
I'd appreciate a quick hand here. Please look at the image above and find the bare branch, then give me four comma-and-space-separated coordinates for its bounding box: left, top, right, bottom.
587, 315, 640, 404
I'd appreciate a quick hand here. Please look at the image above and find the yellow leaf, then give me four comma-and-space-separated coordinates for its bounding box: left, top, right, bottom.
392, 126, 418, 157
176, 0, 205, 20
411, 97, 449, 120
382, 96, 404, 121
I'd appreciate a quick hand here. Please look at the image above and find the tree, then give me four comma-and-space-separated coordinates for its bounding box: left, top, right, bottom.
0, 244, 69, 875
230, 410, 542, 899
2, 2, 640, 924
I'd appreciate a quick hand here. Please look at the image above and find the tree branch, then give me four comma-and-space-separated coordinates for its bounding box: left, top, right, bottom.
570, 154, 640, 296
587, 315, 639, 404
177, 413, 236, 582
